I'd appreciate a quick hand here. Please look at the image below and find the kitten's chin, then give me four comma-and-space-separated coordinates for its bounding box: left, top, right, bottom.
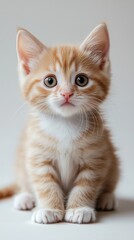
52, 105, 78, 118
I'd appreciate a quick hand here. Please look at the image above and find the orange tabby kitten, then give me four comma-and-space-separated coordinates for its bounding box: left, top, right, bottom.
0, 23, 119, 224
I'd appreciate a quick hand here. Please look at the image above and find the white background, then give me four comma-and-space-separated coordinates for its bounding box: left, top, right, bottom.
0, 0, 134, 239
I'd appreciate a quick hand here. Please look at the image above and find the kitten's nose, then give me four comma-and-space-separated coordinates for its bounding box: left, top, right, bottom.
60, 91, 74, 101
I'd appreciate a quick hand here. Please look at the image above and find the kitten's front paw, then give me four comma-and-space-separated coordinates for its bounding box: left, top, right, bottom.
96, 193, 117, 210
32, 208, 64, 224
65, 207, 96, 224
14, 192, 35, 210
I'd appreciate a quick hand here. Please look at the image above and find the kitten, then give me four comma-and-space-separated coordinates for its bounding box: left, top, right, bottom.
0, 23, 119, 224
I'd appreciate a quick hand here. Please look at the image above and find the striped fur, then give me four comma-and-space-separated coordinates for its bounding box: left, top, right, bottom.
0, 23, 119, 224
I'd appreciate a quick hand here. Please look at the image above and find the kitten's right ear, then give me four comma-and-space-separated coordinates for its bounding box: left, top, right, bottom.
16, 29, 48, 75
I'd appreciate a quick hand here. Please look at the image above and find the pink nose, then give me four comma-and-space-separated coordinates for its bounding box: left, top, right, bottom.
60, 92, 74, 100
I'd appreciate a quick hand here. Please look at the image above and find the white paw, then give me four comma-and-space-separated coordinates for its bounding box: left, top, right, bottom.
65, 207, 96, 224
14, 192, 35, 210
32, 209, 64, 224
97, 193, 117, 210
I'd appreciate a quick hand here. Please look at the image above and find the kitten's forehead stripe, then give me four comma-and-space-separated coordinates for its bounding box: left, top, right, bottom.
51, 47, 77, 75
69, 54, 77, 70
51, 46, 79, 81
52, 48, 62, 70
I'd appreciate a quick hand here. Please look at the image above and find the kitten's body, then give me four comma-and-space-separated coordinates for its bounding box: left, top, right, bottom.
0, 24, 119, 223
17, 111, 118, 194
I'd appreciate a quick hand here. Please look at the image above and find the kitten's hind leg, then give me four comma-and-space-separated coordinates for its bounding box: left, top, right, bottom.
96, 192, 117, 211
14, 192, 35, 211
96, 154, 119, 211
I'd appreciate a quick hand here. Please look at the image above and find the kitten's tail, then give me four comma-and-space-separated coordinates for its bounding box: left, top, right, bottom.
0, 184, 18, 199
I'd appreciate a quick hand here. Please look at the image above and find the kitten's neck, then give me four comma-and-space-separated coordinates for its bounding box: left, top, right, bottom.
30, 109, 102, 141
32, 110, 93, 141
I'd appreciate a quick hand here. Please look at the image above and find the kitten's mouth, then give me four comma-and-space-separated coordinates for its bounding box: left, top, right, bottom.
61, 102, 74, 107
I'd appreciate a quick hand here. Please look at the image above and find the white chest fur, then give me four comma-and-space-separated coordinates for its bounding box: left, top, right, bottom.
39, 113, 88, 141
57, 139, 76, 191
38, 113, 88, 190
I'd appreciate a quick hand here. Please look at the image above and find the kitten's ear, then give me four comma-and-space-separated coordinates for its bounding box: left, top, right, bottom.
80, 23, 110, 70
16, 29, 48, 75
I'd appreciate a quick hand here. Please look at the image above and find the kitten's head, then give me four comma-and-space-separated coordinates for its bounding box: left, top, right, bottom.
16, 23, 110, 117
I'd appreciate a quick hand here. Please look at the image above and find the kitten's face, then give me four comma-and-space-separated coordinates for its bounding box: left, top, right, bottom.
17, 24, 110, 117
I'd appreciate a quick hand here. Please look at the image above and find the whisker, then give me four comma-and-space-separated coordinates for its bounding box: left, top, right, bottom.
10, 103, 27, 121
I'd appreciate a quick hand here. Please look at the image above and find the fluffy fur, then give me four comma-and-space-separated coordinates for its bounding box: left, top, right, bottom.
0, 23, 119, 224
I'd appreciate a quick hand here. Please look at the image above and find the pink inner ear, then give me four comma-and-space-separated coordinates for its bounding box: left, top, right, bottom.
89, 42, 109, 70
22, 62, 30, 74
18, 47, 31, 74
99, 46, 109, 70
100, 59, 106, 70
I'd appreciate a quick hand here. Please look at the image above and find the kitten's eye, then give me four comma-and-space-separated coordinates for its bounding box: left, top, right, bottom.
75, 74, 88, 87
43, 76, 57, 88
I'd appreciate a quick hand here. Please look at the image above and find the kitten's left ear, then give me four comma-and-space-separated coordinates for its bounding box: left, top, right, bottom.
80, 23, 110, 70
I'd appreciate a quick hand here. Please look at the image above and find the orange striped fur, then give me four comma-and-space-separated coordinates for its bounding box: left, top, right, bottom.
0, 23, 119, 224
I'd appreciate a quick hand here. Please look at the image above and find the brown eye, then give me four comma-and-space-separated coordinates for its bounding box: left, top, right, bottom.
44, 76, 57, 88
75, 74, 88, 87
